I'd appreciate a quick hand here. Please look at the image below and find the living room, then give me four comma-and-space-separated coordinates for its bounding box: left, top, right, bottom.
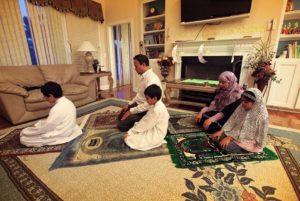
1, 0, 300, 200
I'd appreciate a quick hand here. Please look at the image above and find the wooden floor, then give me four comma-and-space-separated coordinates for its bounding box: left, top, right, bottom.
1, 84, 300, 130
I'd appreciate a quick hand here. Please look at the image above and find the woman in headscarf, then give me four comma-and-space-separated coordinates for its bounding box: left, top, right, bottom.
195, 71, 244, 133
209, 88, 268, 153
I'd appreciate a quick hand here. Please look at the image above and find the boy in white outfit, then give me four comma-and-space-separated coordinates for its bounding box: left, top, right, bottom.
124, 84, 170, 151
20, 82, 82, 147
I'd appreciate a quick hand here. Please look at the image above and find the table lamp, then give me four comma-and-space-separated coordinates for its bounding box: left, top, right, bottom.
77, 41, 97, 72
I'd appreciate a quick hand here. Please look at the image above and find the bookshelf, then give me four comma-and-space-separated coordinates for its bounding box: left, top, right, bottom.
141, 0, 165, 59
277, 0, 300, 59
267, 1, 300, 109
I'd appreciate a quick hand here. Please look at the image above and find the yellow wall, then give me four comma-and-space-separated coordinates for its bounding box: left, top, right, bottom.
104, 0, 141, 89
105, 0, 141, 56
164, 0, 285, 54
101, 0, 286, 87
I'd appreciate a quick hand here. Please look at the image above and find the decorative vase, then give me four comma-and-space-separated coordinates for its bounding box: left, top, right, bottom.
160, 65, 170, 82
256, 79, 268, 92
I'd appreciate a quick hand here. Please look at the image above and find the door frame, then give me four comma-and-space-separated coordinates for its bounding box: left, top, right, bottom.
107, 18, 135, 89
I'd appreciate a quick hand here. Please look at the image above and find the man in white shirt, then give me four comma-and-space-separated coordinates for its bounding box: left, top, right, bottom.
124, 84, 170, 151
117, 54, 162, 132
20, 82, 82, 147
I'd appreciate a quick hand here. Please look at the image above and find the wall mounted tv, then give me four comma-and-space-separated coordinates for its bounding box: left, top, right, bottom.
181, 0, 252, 25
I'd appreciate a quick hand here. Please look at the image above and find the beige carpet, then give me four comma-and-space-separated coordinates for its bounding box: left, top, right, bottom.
17, 149, 297, 201
1, 99, 299, 201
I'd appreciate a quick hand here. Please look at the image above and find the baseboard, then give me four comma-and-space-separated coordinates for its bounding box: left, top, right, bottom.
267, 106, 300, 114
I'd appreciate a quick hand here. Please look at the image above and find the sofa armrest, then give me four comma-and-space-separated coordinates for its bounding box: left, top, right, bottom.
73, 76, 96, 86
0, 83, 28, 97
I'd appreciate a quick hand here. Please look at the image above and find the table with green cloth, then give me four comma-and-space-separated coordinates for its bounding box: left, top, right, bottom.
180, 79, 219, 86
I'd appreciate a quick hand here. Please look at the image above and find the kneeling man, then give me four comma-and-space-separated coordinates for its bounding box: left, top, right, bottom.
124, 84, 170, 151
20, 81, 82, 147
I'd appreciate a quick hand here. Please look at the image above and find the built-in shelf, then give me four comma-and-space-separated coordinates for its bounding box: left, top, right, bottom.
279, 34, 300, 41
284, 10, 300, 20
144, 29, 165, 35
144, 44, 164, 48
144, 14, 165, 21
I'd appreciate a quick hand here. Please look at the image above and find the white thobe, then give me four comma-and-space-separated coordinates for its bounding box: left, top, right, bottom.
125, 100, 170, 151
20, 96, 82, 147
129, 69, 162, 114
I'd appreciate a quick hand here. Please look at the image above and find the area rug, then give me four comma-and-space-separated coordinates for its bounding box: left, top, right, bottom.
166, 132, 278, 168
0, 156, 62, 201
0, 129, 65, 157
1, 98, 300, 201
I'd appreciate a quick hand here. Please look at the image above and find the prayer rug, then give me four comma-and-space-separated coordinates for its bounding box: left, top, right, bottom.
168, 113, 203, 134
83, 111, 119, 129
0, 129, 65, 157
165, 132, 278, 168
50, 117, 169, 170
0, 156, 62, 201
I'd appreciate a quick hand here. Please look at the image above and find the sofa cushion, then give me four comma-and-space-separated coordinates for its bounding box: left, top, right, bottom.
0, 83, 29, 97
39, 64, 80, 84
0, 66, 44, 87
66, 92, 89, 102
24, 89, 44, 103
62, 84, 89, 95
25, 101, 51, 112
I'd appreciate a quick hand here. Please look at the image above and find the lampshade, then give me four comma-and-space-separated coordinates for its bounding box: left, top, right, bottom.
77, 41, 97, 52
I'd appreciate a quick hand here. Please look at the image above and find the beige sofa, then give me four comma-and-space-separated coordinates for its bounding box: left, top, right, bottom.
0, 64, 97, 125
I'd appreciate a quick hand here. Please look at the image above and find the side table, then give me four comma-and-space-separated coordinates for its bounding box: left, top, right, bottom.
80, 71, 113, 99
165, 80, 216, 107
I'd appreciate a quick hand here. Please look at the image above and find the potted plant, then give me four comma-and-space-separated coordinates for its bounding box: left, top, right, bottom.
244, 41, 281, 92
157, 56, 174, 82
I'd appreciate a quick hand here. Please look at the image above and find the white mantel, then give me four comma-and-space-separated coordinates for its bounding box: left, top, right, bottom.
173, 37, 261, 85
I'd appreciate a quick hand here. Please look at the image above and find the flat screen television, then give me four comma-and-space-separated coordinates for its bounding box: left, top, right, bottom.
181, 0, 252, 25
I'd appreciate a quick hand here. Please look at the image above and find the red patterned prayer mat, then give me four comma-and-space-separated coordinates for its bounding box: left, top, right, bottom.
84, 111, 119, 129
275, 146, 300, 200
0, 129, 65, 157
0, 156, 62, 201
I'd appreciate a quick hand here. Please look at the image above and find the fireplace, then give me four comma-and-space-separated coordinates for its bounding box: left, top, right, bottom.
180, 55, 243, 104
181, 56, 242, 81
171, 37, 260, 107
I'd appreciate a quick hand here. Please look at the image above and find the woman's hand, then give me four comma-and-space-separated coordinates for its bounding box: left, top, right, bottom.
210, 130, 223, 141
195, 112, 203, 123
203, 118, 212, 130
220, 136, 233, 149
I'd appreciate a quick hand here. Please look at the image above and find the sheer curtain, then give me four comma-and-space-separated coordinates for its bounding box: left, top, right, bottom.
0, 0, 31, 66
26, 2, 69, 64
114, 23, 132, 86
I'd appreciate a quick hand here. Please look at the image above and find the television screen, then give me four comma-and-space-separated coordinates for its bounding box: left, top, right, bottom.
181, 0, 252, 24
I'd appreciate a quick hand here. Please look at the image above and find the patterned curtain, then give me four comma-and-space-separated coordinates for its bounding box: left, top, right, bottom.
27, 0, 104, 23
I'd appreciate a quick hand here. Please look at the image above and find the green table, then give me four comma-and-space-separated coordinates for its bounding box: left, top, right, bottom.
181, 79, 219, 85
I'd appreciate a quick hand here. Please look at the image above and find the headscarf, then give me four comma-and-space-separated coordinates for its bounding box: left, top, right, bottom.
222, 88, 269, 148
210, 71, 243, 111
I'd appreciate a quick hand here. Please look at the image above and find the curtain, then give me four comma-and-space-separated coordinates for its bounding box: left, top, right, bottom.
26, 2, 68, 64
0, 0, 31, 66
114, 23, 132, 86
120, 23, 132, 85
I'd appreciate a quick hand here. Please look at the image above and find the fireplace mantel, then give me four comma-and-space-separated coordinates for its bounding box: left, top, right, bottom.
172, 37, 261, 85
